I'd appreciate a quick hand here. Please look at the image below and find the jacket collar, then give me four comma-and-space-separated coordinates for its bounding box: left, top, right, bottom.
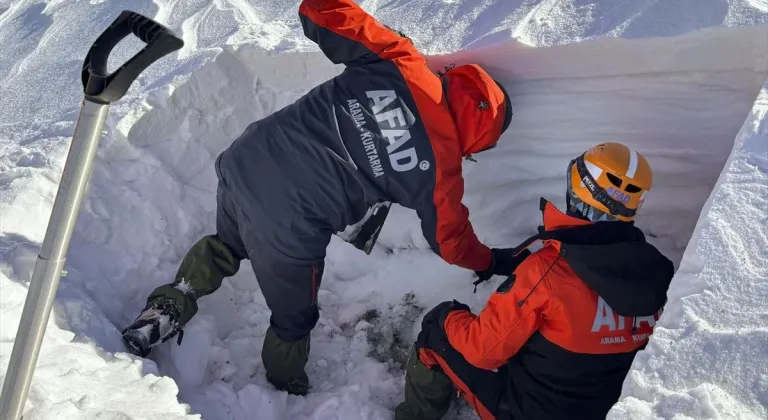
539, 198, 592, 232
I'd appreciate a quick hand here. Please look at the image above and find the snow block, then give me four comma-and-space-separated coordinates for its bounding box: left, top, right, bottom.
607, 85, 768, 420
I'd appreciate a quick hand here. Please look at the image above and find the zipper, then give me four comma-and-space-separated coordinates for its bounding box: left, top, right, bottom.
517, 255, 560, 307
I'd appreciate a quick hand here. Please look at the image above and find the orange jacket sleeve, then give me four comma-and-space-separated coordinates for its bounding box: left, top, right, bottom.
299, 0, 418, 66
442, 252, 554, 370
417, 163, 492, 271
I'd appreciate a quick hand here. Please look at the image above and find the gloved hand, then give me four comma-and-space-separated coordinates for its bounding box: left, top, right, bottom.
422, 300, 470, 331
415, 300, 471, 353
473, 248, 532, 288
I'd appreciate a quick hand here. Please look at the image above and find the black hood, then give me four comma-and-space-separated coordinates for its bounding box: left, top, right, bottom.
551, 222, 675, 317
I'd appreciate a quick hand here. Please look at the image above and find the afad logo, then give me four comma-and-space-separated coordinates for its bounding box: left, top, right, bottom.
606, 186, 631, 204
366, 90, 430, 173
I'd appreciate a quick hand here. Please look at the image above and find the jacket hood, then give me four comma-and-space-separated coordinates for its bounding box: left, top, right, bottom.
443, 64, 512, 155
540, 200, 675, 317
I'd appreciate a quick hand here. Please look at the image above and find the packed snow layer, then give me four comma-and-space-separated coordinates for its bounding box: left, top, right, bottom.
1, 1, 768, 420
608, 86, 768, 420
17, 23, 756, 419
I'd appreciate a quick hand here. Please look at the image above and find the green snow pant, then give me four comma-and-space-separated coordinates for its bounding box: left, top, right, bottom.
145, 235, 311, 395
395, 346, 455, 420
145, 179, 316, 395
395, 342, 512, 420
146, 234, 241, 326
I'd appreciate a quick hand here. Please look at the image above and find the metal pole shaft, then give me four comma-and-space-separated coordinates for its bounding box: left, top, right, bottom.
0, 100, 109, 420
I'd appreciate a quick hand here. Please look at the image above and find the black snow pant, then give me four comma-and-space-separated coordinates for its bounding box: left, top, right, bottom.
213, 176, 326, 342
147, 158, 329, 343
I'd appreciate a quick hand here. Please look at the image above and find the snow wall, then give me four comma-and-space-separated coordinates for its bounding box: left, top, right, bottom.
607, 84, 768, 419
1, 23, 766, 420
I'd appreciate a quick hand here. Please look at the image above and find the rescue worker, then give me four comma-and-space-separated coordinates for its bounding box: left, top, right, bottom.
395, 142, 676, 420
121, 0, 518, 396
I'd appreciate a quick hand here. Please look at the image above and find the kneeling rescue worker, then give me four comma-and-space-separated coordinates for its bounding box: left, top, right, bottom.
395, 142, 676, 420
120, 0, 518, 397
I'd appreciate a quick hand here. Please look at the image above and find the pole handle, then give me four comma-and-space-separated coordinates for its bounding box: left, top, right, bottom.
81, 10, 184, 104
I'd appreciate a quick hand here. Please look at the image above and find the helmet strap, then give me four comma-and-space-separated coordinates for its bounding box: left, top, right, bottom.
565, 164, 591, 221
573, 154, 636, 218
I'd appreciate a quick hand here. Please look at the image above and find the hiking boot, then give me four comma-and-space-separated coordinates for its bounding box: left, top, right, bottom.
262, 326, 310, 396
394, 347, 455, 420
121, 296, 184, 357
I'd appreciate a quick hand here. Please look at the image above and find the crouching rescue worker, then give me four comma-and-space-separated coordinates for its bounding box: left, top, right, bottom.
120, 0, 518, 397
395, 142, 676, 420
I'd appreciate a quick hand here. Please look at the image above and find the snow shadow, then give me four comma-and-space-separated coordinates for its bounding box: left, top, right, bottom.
0, 232, 132, 357
0, 232, 39, 287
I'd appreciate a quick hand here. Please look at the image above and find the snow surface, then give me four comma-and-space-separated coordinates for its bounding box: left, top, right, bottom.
1, 1, 768, 419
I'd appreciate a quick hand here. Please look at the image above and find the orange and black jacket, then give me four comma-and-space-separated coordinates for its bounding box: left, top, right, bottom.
299, 0, 513, 271
443, 200, 675, 419
219, 0, 511, 272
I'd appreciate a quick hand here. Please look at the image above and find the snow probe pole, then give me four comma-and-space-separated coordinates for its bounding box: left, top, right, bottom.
0, 12, 182, 420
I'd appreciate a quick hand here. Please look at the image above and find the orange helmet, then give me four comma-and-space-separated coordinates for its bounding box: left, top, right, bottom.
566, 142, 653, 222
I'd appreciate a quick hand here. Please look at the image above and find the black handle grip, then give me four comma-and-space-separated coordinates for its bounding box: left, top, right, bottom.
82, 10, 184, 104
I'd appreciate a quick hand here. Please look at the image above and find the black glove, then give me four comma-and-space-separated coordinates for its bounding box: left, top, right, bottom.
473, 248, 532, 291
415, 300, 471, 353
422, 300, 470, 330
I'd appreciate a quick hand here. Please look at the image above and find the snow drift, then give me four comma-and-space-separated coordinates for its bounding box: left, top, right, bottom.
1, 13, 767, 420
